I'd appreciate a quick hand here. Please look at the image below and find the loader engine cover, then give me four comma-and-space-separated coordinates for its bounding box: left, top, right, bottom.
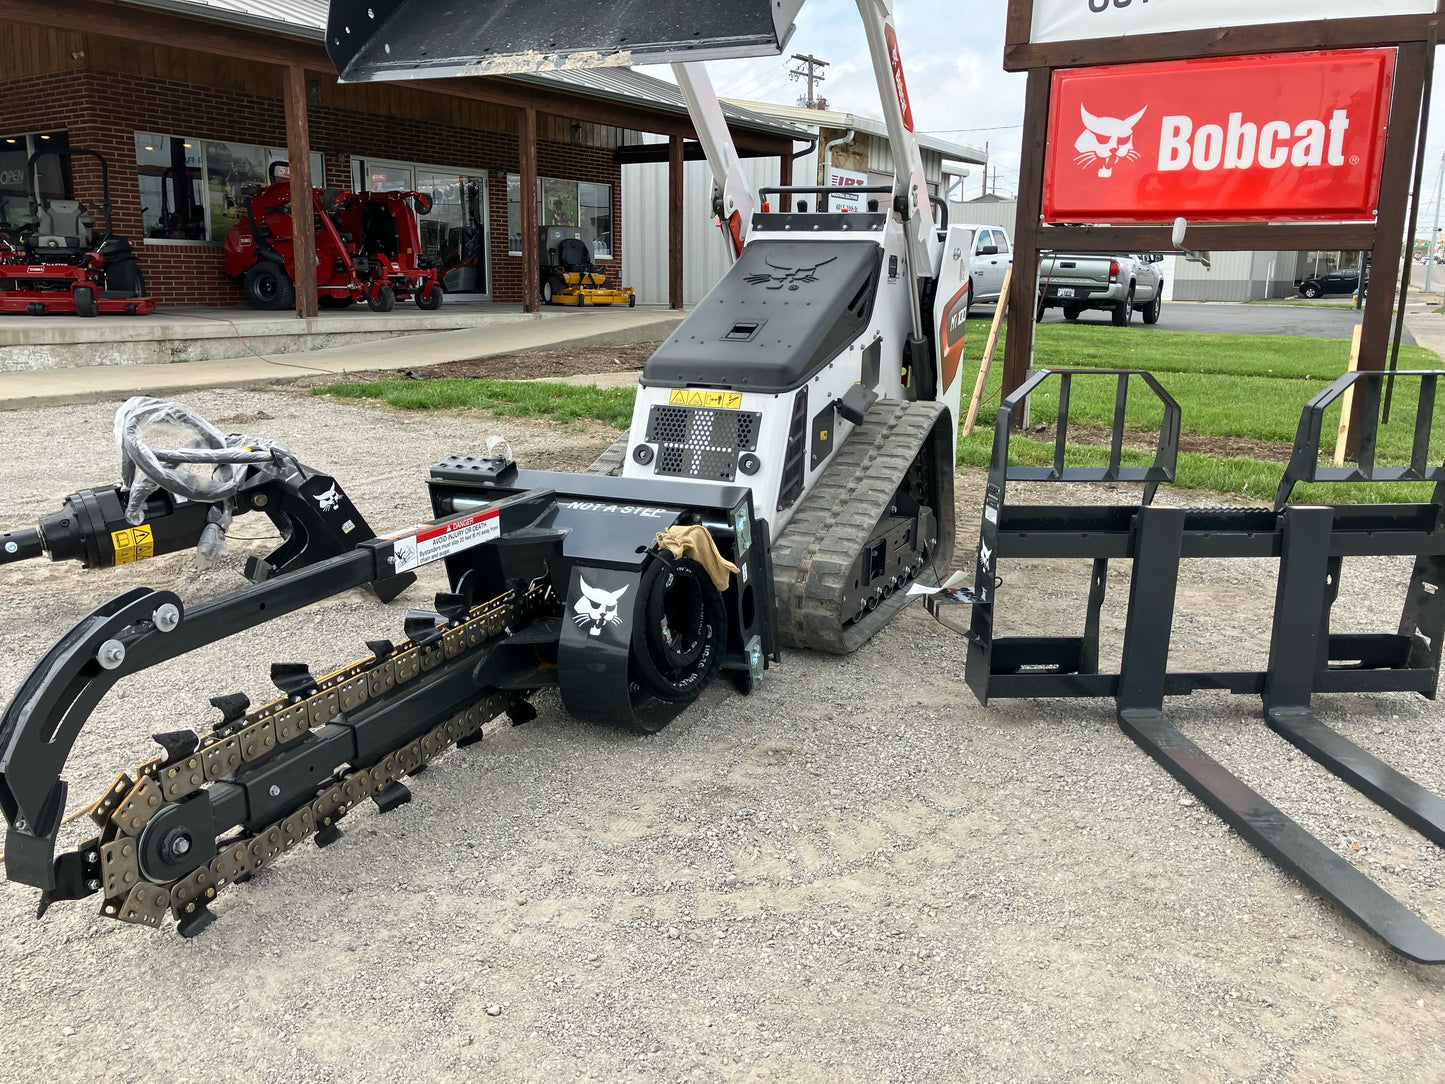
642, 240, 882, 394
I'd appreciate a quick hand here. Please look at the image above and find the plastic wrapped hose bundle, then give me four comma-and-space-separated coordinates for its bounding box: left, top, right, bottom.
113, 396, 301, 564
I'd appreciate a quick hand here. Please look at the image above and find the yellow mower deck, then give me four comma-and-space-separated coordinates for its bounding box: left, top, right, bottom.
547, 271, 635, 307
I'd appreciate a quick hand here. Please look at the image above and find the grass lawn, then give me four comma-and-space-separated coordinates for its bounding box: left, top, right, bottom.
316, 378, 636, 428
314, 320, 1445, 503
957, 319, 1444, 502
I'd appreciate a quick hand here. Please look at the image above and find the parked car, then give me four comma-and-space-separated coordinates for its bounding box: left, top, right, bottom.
1037, 253, 1165, 326
949, 223, 1013, 313
1295, 266, 1367, 298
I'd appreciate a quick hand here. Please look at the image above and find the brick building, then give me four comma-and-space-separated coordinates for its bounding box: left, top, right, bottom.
0, 0, 801, 311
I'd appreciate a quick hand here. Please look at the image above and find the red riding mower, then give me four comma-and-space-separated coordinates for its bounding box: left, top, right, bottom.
0, 149, 154, 317
223, 166, 442, 312
539, 225, 634, 306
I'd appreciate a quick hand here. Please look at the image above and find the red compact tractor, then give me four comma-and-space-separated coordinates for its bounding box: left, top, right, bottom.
0, 148, 155, 317
223, 168, 442, 312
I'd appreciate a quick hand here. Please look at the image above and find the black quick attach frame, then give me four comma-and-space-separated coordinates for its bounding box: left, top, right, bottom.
948, 368, 1445, 963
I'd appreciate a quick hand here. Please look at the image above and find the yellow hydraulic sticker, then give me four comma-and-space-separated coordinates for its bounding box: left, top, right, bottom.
110, 525, 155, 564
668, 389, 742, 410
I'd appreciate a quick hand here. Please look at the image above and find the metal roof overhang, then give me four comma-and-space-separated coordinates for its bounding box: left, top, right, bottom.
23, 0, 804, 145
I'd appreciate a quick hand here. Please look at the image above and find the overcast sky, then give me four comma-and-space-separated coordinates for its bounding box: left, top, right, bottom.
645, 1, 1445, 235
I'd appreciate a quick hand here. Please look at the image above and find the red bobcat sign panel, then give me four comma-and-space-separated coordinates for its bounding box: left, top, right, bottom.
1042, 49, 1396, 224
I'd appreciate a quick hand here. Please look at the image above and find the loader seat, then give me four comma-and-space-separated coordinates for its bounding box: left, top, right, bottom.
36, 201, 93, 250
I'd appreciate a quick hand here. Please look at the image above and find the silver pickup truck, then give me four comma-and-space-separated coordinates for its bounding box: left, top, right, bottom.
1037, 253, 1165, 326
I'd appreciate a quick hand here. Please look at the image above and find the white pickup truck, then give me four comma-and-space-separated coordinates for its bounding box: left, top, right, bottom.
951, 222, 1014, 314
1037, 253, 1165, 326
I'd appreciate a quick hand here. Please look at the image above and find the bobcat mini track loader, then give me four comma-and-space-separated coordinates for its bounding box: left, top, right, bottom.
330, 0, 974, 652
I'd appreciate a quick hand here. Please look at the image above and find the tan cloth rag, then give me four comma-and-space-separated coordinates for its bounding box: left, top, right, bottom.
655, 525, 740, 591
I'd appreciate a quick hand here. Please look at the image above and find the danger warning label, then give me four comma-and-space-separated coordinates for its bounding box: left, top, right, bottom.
391, 508, 501, 573
110, 525, 155, 564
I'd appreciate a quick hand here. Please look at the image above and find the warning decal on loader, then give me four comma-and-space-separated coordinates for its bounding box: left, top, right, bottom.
669, 390, 742, 410
110, 526, 155, 564
390, 507, 501, 574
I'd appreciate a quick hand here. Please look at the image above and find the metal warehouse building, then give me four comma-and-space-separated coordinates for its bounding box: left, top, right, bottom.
1, 0, 805, 313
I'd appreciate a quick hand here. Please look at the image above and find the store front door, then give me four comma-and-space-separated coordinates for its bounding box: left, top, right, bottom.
351, 159, 490, 299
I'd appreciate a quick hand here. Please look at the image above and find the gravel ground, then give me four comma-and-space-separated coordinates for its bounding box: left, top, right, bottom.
0, 388, 1441, 1082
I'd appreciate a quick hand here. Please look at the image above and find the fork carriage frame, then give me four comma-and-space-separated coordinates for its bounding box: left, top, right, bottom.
953, 367, 1445, 963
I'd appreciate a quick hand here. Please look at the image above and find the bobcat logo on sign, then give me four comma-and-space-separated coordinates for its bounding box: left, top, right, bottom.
1075, 104, 1147, 178
573, 576, 628, 637
746, 255, 837, 291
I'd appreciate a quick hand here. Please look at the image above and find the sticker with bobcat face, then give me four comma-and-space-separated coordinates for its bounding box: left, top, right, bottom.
572, 576, 629, 637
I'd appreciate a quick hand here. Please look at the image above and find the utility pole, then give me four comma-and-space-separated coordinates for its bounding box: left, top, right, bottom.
789, 53, 829, 109
1427, 149, 1443, 294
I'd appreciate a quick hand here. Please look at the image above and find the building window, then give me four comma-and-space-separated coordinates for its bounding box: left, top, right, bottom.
1, 131, 71, 229
135, 133, 322, 244
579, 182, 612, 259
506, 174, 612, 259
135, 133, 206, 241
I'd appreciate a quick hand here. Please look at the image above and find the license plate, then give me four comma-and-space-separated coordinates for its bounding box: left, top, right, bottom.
1057, 287, 1074, 298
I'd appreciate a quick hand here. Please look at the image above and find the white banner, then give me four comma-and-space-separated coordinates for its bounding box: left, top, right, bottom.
826, 166, 870, 213
1031, 0, 1437, 45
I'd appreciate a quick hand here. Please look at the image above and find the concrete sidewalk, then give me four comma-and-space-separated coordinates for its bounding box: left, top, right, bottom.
0, 307, 681, 409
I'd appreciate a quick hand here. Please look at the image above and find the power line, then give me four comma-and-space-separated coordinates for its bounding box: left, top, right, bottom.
727, 66, 794, 103
918, 124, 1025, 134
733, 72, 794, 105
727, 64, 789, 99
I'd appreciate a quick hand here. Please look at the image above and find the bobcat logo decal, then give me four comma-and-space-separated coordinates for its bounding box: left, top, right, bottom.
572, 576, 629, 637
1075, 104, 1147, 179
745, 255, 838, 291
313, 484, 342, 512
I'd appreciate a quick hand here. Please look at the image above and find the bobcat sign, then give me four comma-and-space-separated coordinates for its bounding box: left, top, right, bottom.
1041, 49, 1396, 223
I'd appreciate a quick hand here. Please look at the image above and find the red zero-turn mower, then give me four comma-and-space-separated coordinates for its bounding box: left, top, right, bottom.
0, 149, 155, 317
223, 165, 442, 312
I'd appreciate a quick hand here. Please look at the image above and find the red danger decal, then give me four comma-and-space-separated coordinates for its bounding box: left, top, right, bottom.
1043, 49, 1395, 224
885, 25, 915, 133
392, 507, 500, 573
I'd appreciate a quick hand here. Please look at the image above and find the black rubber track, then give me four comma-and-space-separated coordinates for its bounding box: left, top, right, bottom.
771, 399, 955, 654
585, 435, 628, 476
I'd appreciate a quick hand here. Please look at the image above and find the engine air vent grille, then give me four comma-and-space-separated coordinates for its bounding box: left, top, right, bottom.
645, 404, 762, 483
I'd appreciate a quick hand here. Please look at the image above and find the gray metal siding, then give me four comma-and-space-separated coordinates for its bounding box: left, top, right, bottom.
623, 156, 783, 306
948, 199, 1018, 231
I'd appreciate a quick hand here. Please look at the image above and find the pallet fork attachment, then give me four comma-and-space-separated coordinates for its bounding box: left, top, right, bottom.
953, 368, 1445, 964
